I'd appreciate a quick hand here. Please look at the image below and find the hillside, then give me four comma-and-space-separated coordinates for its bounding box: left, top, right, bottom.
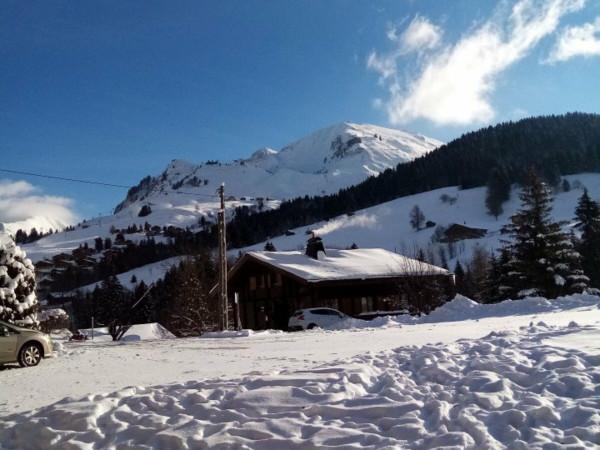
226, 113, 600, 248
243, 173, 600, 269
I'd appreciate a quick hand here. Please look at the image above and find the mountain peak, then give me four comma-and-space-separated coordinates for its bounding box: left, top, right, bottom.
245, 147, 278, 164
114, 122, 442, 214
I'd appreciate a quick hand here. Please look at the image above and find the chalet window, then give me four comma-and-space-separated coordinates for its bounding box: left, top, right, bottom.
258, 275, 265, 289
360, 297, 374, 312
326, 298, 339, 310
274, 273, 282, 286
249, 276, 257, 291
266, 274, 272, 288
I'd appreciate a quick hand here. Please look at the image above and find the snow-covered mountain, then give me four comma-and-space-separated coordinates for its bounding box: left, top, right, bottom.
114, 122, 441, 213
22, 122, 440, 262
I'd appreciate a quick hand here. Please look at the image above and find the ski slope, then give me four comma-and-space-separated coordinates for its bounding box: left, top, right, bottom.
243, 173, 600, 267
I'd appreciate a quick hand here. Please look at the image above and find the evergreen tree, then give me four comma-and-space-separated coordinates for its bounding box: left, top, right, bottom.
28, 228, 39, 243
14, 229, 27, 244
158, 254, 218, 336
575, 189, 600, 287
481, 252, 499, 302
129, 281, 153, 324
0, 233, 38, 325
264, 241, 276, 252
485, 165, 511, 219
93, 276, 128, 326
489, 249, 512, 302
468, 245, 490, 301
138, 205, 152, 217
501, 170, 587, 298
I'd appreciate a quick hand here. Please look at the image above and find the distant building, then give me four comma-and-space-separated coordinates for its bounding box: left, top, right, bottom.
226, 238, 454, 330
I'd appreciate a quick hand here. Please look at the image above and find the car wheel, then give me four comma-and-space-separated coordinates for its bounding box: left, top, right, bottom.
307, 323, 318, 330
18, 342, 42, 367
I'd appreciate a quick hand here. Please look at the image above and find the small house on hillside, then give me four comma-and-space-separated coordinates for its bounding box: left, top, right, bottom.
227, 237, 454, 330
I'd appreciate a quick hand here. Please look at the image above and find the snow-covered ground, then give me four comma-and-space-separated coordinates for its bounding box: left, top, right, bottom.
243, 173, 600, 267
1, 295, 600, 449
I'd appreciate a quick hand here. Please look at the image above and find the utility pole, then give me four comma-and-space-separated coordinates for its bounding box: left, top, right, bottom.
217, 183, 229, 331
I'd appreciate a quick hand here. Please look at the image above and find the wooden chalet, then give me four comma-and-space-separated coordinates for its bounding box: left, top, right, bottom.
227, 237, 455, 330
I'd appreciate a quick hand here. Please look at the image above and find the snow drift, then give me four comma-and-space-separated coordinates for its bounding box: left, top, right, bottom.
2, 322, 599, 449
329, 293, 600, 330
79, 323, 175, 342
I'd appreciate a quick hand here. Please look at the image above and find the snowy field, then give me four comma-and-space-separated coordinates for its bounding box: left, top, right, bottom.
1, 295, 600, 449
243, 173, 600, 267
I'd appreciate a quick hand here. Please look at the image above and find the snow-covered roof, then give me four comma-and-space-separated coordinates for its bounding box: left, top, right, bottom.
244, 248, 449, 283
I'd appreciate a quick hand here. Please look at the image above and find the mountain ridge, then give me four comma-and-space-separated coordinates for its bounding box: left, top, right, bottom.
114, 122, 442, 214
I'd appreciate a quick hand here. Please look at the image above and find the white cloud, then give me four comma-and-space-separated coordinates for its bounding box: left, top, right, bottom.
0, 179, 78, 233
369, 16, 442, 82
547, 16, 600, 62
368, 0, 586, 126
391, 16, 442, 54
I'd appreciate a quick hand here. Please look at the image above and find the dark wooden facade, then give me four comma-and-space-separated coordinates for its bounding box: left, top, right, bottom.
228, 254, 455, 330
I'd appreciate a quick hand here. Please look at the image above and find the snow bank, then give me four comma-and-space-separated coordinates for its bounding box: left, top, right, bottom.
423, 293, 600, 323
201, 329, 284, 339
328, 314, 402, 330
328, 293, 600, 330
3, 322, 600, 449
79, 322, 175, 342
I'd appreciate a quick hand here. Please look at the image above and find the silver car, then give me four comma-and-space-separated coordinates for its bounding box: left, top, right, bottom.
0, 320, 53, 367
288, 308, 348, 331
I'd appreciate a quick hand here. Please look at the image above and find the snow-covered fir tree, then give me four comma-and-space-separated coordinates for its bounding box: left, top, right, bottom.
490, 248, 512, 302
0, 232, 38, 325
500, 170, 588, 299
574, 189, 600, 288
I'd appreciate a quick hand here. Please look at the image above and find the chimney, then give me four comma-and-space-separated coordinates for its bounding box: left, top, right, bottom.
305, 234, 326, 260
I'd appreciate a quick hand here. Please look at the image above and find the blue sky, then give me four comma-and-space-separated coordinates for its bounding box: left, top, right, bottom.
1, 0, 600, 224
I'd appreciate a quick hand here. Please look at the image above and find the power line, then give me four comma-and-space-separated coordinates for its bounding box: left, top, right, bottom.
0, 167, 220, 199
0, 168, 132, 189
